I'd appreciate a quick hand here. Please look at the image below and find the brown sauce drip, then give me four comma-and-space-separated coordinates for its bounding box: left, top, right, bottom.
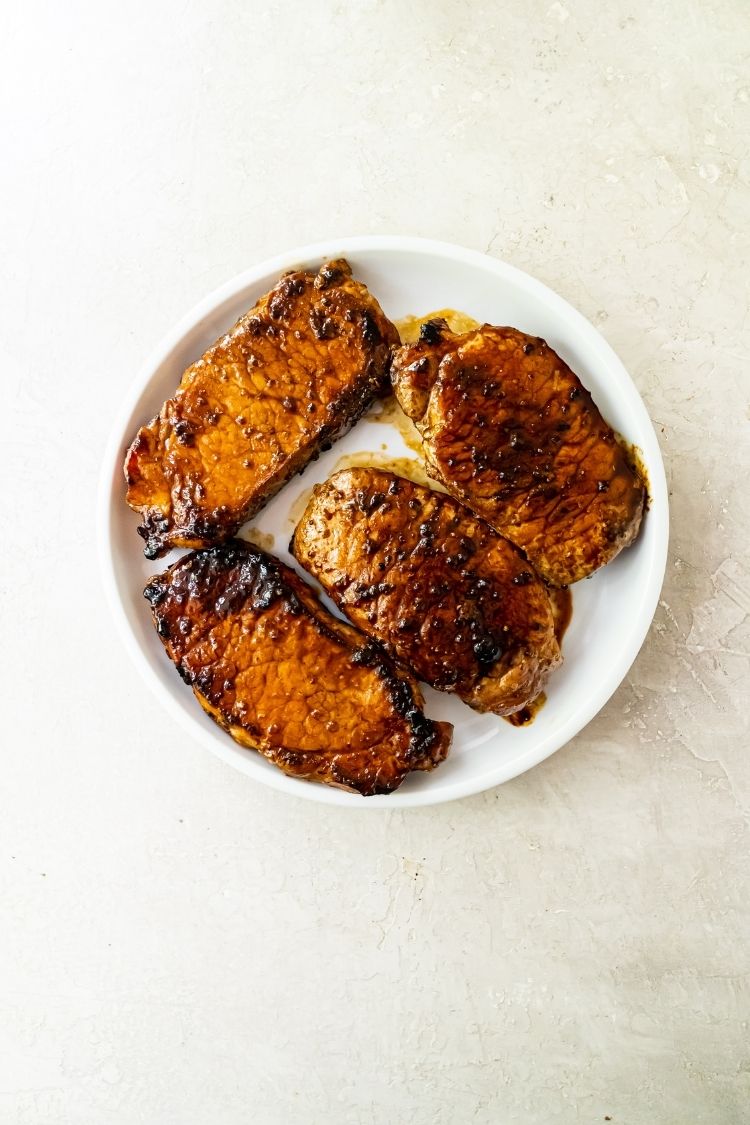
503, 586, 572, 728
505, 693, 547, 727
549, 585, 573, 647
618, 434, 650, 510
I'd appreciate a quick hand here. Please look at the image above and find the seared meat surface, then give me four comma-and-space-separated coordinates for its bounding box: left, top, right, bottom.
144, 541, 451, 795
126, 260, 398, 558
391, 321, 646, 586
292, 468, 561, 716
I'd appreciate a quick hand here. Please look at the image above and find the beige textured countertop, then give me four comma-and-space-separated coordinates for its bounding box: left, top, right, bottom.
2, 2, 749, 1122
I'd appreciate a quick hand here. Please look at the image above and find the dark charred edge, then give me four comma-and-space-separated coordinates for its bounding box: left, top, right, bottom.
293, 468, 530, 694
123, 426, 156, 487
616, 433, 651, 513
139, 527, 166, 561
270, 741, 405, 798
144, 542, 301, 692
143, 574, 167, 607
144, 539, 293, 612
136, 331, 394, 561
326, 756, 404, 797
275, 560, 445, 768
201, 704, 403, 798
137, 501, 253, 560
144, 539, 446, 791
419, 317, 449, 345
349, 641, 448, 766
313, 259, 352, 290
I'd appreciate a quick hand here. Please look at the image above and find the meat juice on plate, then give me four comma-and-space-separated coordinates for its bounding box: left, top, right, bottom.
363, 309, 482, 478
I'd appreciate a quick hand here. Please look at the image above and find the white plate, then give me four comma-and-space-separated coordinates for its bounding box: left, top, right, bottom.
98, 236, 669, 807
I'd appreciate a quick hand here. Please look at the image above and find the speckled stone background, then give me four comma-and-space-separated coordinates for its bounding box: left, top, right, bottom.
2, 2, 749, 1122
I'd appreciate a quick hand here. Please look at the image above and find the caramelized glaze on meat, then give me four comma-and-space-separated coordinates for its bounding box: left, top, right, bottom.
391, 321, 646, 586
292, 468, 561, 716
126, 260, 399, 558
144, 541, 451, 795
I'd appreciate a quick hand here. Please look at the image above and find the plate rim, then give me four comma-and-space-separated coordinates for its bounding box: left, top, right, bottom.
97, 234, 669, 808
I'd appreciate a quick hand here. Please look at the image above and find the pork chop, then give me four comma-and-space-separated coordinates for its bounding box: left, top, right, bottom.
126, 260, 398, 558
144, 541, 451, 795
292, 468, 561, 716
391, 321, 646, 585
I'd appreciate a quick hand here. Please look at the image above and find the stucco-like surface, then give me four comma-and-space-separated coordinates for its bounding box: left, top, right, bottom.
2, 2, 749, 1122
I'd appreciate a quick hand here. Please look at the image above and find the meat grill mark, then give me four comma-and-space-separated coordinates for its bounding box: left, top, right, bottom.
125, 259, 399, 559
391, 323, 646, 585
292, 468, 562, 717
144, 540, 451, 794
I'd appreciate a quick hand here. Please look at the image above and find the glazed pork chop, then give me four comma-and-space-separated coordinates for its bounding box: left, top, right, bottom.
144, 541, 451, 795
126, 260, 398, 559
391, 321, 646, 586
292, 468, 561, 716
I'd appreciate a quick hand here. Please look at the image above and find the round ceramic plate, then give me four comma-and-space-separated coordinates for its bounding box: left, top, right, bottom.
99, 236, 668, 807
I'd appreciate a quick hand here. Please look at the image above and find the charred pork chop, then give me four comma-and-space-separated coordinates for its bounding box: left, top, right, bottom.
144, 541, 451, 795
126, 260, 398, 559
292, 468, 561, 716
391, 321, 646, 586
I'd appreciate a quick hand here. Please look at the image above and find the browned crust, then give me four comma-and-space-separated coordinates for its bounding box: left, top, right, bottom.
391, 321, 646, 586
125, 260, 399, 559
144, 541, 451, 795
292, 468, 561, 716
